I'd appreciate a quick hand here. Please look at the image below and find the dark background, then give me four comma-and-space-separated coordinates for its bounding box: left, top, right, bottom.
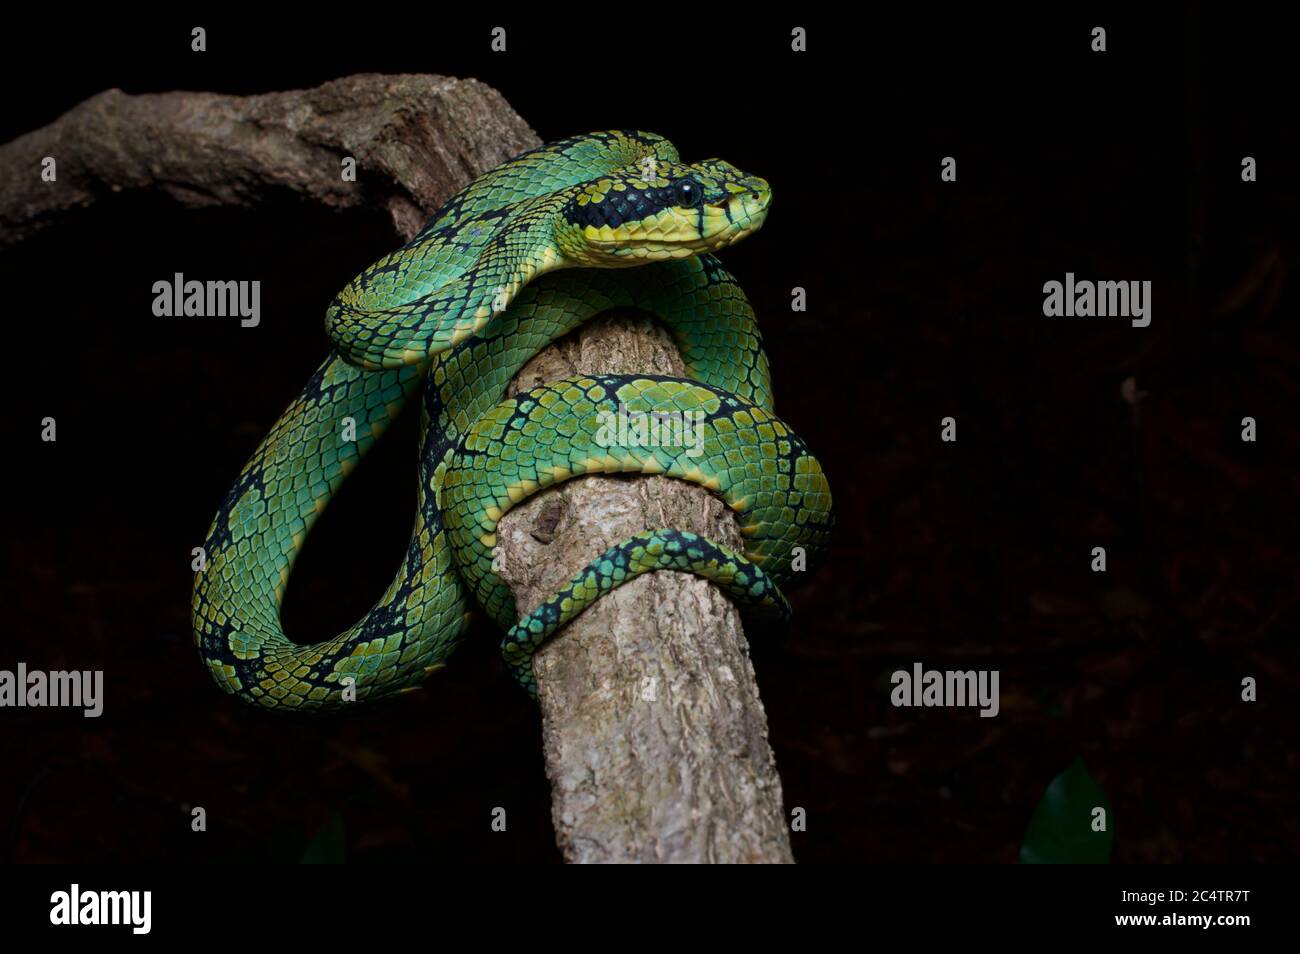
2, 6, 1297, 862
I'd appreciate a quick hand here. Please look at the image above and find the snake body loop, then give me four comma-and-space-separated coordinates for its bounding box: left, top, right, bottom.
192, 131, 833, 708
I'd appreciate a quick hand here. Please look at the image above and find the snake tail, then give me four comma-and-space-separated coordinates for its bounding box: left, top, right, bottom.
501, 528, 789, 698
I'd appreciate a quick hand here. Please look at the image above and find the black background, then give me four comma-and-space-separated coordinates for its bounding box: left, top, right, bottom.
2, 6, 1297, 862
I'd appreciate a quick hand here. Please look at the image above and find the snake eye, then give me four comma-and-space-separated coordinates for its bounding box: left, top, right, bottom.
671, 178, 703, 208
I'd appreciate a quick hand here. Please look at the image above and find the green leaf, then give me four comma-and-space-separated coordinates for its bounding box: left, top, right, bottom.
1020, 758, 1113, 864
299, 813, 347, 864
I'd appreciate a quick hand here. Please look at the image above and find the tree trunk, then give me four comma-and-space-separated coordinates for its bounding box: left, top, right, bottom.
496, 313, 794, 864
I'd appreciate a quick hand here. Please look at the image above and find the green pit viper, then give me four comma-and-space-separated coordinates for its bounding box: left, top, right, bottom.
192, 130, 833, 708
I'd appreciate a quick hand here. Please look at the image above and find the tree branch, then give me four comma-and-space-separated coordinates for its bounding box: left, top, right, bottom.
0, 73, 538, 248
497, 313, 794, 863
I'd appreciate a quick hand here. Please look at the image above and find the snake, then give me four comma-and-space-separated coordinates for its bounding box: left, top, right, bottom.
192, 130, 833, 709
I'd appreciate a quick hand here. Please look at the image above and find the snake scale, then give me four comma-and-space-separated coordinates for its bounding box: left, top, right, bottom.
192, 130, 833, 708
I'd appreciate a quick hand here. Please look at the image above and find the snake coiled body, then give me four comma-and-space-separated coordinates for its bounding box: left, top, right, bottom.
192, 131, 833, 709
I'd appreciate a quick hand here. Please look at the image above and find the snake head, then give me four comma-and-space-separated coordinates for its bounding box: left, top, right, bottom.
557, 158, 772, 265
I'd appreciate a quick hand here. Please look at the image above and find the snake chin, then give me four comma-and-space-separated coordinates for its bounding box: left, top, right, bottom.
603, 231, 755, 259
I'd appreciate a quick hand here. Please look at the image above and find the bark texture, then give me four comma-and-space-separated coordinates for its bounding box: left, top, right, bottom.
497, 314, 794, 864
0, 73, 538, 248
2, 76, 792, 863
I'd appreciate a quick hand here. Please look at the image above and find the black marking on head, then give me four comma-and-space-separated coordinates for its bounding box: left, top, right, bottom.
562, 176, 709, 231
